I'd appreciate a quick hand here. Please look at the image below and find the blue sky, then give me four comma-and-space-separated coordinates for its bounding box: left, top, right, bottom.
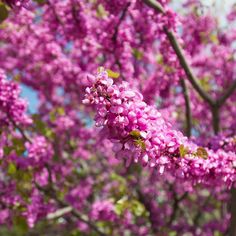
20, 85, 38, 114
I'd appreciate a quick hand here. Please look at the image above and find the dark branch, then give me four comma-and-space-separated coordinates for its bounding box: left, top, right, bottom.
35, 182, 107, 236
211, 105, 220, 134
228, 188, 236, 236
112, 2, 131, 44
142, 0, 165, 14
142, 0, 215, 106
180, 78, 192, 137
8, 116, 32, 143
164, 29, 215, 106
217, 80, 236, 107
167, 189, 188, 226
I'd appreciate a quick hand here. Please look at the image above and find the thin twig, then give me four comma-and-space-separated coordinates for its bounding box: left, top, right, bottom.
8, 116, 32, 143
211, 105, 220, 134
112, 2, 131, 44
47, 0, 63, 25
46, 206, 73, 220
35, 182, 107, 236
167, 188, 188, 226
142, 0, 165, 14
136, 188, 159, 234
164, 29, 215, 106
217, 80, 236, 107
180, 78, 192, 137
193, 194, 211, 226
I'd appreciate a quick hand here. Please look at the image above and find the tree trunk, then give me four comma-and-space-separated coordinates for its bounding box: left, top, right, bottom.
229, 188, 236, 236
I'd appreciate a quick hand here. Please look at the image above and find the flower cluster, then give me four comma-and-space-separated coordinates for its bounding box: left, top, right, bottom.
25, 136, 53, 166
0, 69, 31, 127
84, 71, 236, 186
90, 200, 116, 222
24, 189, 52, 228
44, 0, 89, 40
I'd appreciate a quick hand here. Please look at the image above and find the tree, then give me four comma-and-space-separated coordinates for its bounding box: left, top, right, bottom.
0, 0, 236, 235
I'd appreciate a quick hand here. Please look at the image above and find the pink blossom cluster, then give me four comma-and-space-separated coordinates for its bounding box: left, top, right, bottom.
25, 136, 53, 166
44, 0, 89, 40
84, 71, 236, 186
24, 189, 52, 228
0, 69, 31, 127
90, 200, 116, 222
66, 178, 93, 210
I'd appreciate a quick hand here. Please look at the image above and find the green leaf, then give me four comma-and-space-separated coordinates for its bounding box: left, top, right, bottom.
169, 232, 177, 236
131, 200, 146, 216
12, 138, 25, 156
133, 48, 143, 60
210, 34, 219, 44
69, 139, 77, 149
57, 107, 65, 116
20, 171, 32, 182
179, 144, 188, 157
130, 130, 141, 139
115, 197, 129, 215
96, 4, 107, 18
50, 107, 65, 122
49, 111, 56, 122
214, 231, 223, 236
0, 3, 9, 23
106, 69, 120, 79
44, 128, 55, 139
13, 216, 28, 233
196, 147, 208, 159
199, 76, 211, 92
134, 139, 146, 150
33, 0, 46, 4
32, 115, 55, 139
111, 173, 126, 184
164, 65, 175, 73
110, 173, 128, 198
3, 146, 13, 155
156, 54, 163, 64
8, 163, 17, 175
13, 74, 21, 82
33, 115, 46, 132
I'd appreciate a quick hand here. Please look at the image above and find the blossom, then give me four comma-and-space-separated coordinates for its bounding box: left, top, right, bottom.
25, 136, 53, 165
84, 71, 236, 186
90, 200, 116, 222
0, 69, 31, 126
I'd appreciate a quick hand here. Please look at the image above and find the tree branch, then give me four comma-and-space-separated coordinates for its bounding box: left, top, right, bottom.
112, 2, 131, 44
211, 105, 220, 134
35, 182, 107, 236
46, 206, 73, 220
142, 0, 215, 106
136, 188, 159, 234
228, 188, 236, 236
8, 115, 32, 143
180, 78, 192, 137
167, 186, 188, 226
217, 80, 236, 107
164, 29, 215, 106
142, 0, 165, 14
111, 2, 131, 77
193, 194, 211, 226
